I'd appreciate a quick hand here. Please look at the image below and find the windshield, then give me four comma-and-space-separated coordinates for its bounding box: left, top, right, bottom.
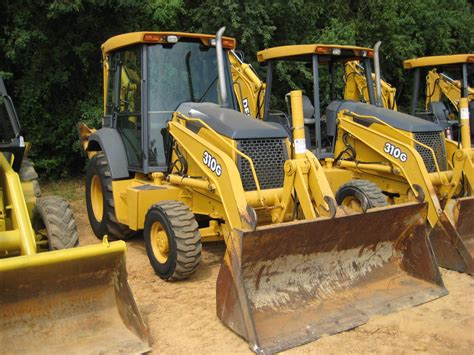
148, 41, 233, 111
146, 41, 234, 168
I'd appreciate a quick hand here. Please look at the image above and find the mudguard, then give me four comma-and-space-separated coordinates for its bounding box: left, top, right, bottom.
88, 127, 129, 179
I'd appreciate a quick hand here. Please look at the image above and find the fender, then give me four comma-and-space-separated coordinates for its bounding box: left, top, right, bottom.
87, 127, 129, 179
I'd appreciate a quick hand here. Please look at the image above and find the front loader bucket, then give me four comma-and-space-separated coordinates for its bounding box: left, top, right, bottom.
217, 203, 446, 353
0, 241, 149, 354
430, 196, 474, 275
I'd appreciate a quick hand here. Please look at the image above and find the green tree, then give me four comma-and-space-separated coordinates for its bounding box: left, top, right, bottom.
0, 0, 472, 177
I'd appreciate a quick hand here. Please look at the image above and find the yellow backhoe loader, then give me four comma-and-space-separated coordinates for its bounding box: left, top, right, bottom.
404, 54, 474, 144
79, 29, 447, 353
255, 44, 474, 275
0, 76, 148, 353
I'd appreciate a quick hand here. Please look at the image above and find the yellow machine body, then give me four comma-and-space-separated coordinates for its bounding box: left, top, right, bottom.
1, 87, 149, 353
80, 33, 448, 353
331, 110, 474, 273
0, 153, 149, 353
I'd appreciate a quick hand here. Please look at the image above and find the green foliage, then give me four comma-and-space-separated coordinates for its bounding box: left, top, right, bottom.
0, 0, 472, 177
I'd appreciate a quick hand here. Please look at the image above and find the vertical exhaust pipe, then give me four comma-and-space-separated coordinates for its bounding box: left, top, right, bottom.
216, 27, 229, 108
373, 41, 383, 107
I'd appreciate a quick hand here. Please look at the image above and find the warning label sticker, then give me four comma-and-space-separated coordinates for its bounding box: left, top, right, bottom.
294, 138, 306, 154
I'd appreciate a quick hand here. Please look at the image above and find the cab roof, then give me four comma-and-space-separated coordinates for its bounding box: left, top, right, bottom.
403, 54, 474, 69
257, 44, 374, 63
101, 31, 236, 55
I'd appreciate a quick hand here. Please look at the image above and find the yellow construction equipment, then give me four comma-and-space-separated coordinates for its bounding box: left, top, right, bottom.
404, 54, 474, 144
256, 44, 474, 275
344, 60, 398, 111
80, 29, 446, 353
0, 76, 149, 353
229, 50, 266, 118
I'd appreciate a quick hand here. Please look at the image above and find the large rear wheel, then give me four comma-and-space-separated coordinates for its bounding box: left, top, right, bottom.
336, 179, 388, 212
20, 159, 41, 197
32, 196, 79, 251
85, 152, 135, 240
144, 201, 201, 280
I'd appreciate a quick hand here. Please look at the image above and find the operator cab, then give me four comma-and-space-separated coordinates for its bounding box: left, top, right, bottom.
0, 77, 24, 172
258, 44, 446, 159
404, 54, 473, 143
257, 44, 378, 158
100, 32, 238, 174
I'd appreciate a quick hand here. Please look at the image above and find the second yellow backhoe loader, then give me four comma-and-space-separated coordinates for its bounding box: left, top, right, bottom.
79, 29, 447, 353
297, 48, 474, 273
255, 43, 474, 276
0, 76, 149, 353
404, 54, 474, 144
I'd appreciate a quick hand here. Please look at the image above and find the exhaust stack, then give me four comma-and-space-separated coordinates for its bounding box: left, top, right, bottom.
216, 27, 229, 108
373, 41, 383, 107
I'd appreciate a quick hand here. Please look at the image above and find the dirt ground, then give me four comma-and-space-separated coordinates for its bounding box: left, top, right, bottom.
53, 179, 473, 354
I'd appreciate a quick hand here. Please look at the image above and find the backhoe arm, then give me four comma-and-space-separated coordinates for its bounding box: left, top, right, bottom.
229, 51, 265, 118
344, 61, 398, 111
425, 70, 474, 111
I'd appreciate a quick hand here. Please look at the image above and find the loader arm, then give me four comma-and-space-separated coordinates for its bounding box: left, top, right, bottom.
168, 112, 257, 233
344, 61, 398, 111
336, 111, 443, 227
168, 105, 337, 230
0, 153, 37, 255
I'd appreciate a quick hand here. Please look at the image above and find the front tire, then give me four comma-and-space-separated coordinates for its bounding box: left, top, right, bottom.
335, 179, 388, 212
85, 152, 135, 240
32, 196, 79, 250
144, 201, 202, 280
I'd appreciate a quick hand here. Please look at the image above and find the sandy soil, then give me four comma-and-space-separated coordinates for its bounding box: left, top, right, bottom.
67, 188, 474, 354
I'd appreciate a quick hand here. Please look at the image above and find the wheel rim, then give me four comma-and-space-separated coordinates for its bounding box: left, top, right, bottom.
341, 196, 364, 212
91, 175, 104, 222
150, 221, 169, 264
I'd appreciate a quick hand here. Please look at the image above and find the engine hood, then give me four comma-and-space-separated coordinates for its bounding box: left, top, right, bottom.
328, 101, 443, 133
176, 102, 289, 139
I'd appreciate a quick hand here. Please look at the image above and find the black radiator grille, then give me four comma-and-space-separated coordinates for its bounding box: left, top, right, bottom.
237, 138, 287, 191
414, 131, 447, 172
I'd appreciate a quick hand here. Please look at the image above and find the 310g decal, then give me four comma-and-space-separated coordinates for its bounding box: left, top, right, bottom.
203, 151, 222, 176
384, 142, 407, 162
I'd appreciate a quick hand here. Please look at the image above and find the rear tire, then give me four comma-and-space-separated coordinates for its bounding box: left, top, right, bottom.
85, 152, 135, 240
144, 201, 202, 280
20, 159, 41, 197
32, 196, 79, 250
336, 179, 388, 212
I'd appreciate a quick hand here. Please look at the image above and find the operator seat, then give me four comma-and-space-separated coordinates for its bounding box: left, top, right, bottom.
302, 95, 315, 125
